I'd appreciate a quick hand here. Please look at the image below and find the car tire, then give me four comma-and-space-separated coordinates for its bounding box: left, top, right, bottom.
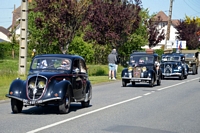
192, 65, 196, 75
161, 75, 165, 80
157, 77, 161, 86
149, 76, 154, 87
11, 98, 23, 113
122, 80, 127, 87
196, 66, 198, 74
131, 82, 135, 86
58, 88, 71, 114
179, 72, 184, 80
184, 75, 187, 79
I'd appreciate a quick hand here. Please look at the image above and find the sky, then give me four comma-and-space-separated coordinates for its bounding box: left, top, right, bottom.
0, 0, 200, 29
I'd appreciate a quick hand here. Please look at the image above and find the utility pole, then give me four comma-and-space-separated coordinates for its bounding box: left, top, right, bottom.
18, 0, 28, 76
165, 0, 174, 49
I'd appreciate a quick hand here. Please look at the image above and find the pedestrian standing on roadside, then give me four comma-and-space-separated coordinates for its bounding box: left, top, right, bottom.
114, 48, 120, 79
108, 49, 117, 80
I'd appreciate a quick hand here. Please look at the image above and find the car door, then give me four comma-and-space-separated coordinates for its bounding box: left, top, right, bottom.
72, 58, 84, 100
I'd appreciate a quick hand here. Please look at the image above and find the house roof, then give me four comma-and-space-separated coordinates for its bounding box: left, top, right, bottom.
154, 11, 180, 26
11, 6, 21, 29
9, 0, 32, 30
0, 26, 10, 36
0, 26, 11, 42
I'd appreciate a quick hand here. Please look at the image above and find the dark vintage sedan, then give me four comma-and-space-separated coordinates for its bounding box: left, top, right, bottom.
160, 52, 189, 80
121, 50, 162, 87
6, 54, 92, 114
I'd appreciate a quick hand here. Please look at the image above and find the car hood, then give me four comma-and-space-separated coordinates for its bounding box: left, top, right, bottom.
185, 58, 195, 61
161, 61, 181, 64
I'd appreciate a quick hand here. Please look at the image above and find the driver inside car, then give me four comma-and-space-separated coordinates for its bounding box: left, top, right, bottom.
60, 59, 70, 70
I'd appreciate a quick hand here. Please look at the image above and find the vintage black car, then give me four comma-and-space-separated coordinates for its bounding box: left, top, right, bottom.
160, 52, 189, 80
121, 49, 162, 87
6, 54, 92, 114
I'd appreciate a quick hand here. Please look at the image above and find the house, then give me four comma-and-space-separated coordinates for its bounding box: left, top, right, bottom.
8, 0, 32, 40
142, 11, 180, 49
0, 26, 11, 42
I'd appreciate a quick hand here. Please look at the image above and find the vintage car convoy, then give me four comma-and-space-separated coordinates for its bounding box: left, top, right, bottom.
160, 51, 188, 80
6, 54, 92, 114
121, 49, 162, 87
182, 50, 199, 75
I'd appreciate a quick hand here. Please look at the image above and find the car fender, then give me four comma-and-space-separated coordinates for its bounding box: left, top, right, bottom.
121, 68, 128, 77
86, 81, 92, 100
44, 80, 72, 100
148, 70, 155, 79
7, 79, 26, 99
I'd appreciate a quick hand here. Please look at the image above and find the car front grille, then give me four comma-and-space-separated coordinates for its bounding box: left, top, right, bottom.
133, 67, 142, 78
164, 64, 172, 74
27, 75, 47, 100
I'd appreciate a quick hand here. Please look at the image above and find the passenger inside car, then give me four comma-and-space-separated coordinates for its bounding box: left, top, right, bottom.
60, 59, 70, 70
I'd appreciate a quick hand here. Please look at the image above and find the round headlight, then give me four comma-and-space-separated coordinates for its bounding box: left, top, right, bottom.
142, 67, 147, 72
128, 67, 132, 71
29, 82, 35, 89
178, 66, 182, 70
189, 61, 191, 64
38, 81, 46, 88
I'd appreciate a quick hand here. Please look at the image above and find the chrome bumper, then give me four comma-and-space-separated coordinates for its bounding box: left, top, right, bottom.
6, 94, 61, 105
122, 77, 151, 81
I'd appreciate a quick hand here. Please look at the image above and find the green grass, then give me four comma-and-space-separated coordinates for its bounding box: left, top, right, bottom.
0, 60, 123, 100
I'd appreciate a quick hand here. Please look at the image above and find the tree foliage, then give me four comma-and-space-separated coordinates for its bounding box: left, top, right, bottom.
83, 0, 142, 48
175, 19, 200, 50
32, 0, 91, 54
146, 16, 165, 48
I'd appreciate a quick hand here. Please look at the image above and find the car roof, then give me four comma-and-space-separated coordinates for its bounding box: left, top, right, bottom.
162, 52, 185, 57
130, 52, 158, 57
33, 54, 85, 60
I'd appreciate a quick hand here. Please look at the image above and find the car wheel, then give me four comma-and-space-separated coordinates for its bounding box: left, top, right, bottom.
184, 75, 187, 79
59, 89, 71, 114
157, 77, 161, 86
192, 65, 196, 75
179, 72, 184, 80
196, 66, 198, 74
11, 98, 23, 113
161, 75, 164, 80
131, 82, 135, 86
122, 80, 127, 87
149, 76, 154, 87
81, 86, 91, 108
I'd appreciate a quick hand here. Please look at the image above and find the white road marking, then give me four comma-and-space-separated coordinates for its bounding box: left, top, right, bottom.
27, 96, 142, 133
157, 78, 199, 91
144, 92, 151, 96
27, 77, 199, 133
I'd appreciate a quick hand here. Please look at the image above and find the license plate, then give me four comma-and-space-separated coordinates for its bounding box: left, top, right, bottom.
28, 100, 36, 104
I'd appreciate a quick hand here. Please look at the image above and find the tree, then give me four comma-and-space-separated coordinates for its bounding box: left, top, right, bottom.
83, 0, 142, 49
32, 0, 91, 54
118, 9, 150, 64
146, 16, 165, 48
175, 19, 200, 50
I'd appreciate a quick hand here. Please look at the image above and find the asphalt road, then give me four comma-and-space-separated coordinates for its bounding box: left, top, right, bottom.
0, 73, 200, 133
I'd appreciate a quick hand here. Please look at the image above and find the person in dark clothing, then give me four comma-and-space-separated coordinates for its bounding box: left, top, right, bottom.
108, 49, 117, 80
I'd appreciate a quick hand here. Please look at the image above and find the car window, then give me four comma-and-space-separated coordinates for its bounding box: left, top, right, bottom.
130, 55, 154, 65
80, 59, 86, 73
31, 57, 71, 70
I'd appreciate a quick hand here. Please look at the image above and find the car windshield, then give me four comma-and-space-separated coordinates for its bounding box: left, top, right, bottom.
184, 53, 194, 58
130, 55, 154, 65
162, 56, 180, 61
31, 57, 71, 70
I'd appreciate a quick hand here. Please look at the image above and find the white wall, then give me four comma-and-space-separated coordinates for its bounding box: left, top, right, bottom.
0, 32, 11, 42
